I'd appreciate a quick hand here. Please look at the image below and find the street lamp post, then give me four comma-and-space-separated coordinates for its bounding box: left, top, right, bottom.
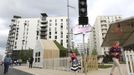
67, 0, 71, 56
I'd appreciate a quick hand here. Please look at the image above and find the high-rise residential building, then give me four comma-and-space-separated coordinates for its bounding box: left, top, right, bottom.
88, 27, 96, 54
89, 16, 122, 55
6, 14, 69, 52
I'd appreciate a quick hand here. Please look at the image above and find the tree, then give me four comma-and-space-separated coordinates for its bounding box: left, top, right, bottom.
91, 49, 98, 56
19, 49, 33, 63
72, 48, 80, 56
54, 40, 67, 57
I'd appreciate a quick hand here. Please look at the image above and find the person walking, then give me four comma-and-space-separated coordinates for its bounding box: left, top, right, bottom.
18, 59, 22, 66
3, 54, 12, 74
109, 41, 123, 75
70, 51, 80, 72
29, 57, 34, 68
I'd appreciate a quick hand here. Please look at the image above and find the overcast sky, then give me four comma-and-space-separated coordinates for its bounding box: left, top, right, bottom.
0, 0, 134, 50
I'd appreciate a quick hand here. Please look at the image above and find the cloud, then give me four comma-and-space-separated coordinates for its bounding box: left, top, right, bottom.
88, 0, 134, 25
0, 0, 134, 47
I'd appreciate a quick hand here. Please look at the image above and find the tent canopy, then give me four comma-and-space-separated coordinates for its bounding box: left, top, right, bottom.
102, 17, 134, 47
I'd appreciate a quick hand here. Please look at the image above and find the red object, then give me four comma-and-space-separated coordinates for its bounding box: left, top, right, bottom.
71, 53, 77, 61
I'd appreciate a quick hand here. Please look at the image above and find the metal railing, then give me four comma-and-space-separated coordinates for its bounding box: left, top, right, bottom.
125, 50, 134, 75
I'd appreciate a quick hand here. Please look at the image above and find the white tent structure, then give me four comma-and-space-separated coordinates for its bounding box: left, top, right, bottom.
33, 40, 59, 68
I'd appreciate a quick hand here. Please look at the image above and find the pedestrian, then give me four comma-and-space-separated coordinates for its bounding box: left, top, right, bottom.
18, 59, 22, 66
28, 57, 34, 68
3, 54, 12, 74
70, 51, 81, 72
109, 41, 123, 75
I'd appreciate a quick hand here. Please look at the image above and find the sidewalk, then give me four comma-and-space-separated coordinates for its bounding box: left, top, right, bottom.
13, 64, 127, 75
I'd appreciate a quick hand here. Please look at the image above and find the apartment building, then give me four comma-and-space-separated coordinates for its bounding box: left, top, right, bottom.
6, 14, 69, 52
89, 16, 122, 55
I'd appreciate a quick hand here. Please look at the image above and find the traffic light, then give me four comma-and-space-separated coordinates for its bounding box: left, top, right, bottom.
79, 0, 87, 17
78, 0, 88, 25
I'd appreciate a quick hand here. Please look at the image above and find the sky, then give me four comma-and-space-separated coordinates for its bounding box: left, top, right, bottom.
0, 0, 134, 50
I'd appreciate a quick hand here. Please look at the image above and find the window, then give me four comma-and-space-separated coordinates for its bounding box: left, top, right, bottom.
66, 19, 68, 22
37, 20, 40, 23
55, 19, 57, 22
101, 24, 107, 27
49, 28, 51, 31
102, 33, 106, 36
37, 31, 39, 35
66, 40, 68, 43
61, 19, 63, 21
35, 53, 38, 57
55, 23, 57, 26
49, 23, 52, 26
38, 58, 40, 62
49, 32, 51, 35
61, 40, 63, 45
36, 37, 38, 40
61, 23, 63, 25
35, 52, 40, 62
61, 26, 63, 28
61, 34, 63, 38
14, 46, 17, 48
49, 36, 51, 38
55, 27, 57, 31
55, 32, 57, 34
55, 36, 57, 39
49, 20, 52, 22
61, 32, 63, 34
38, 52, 40, 56
100, 20, 106, 23
35, 58, 37, 62
66, 35, 68, 38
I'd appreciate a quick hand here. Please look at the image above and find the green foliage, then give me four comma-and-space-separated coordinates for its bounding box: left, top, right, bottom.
54, 40, 67, 57
72, 48, 80, 56
91, 49, 98, 55
98, 64, 112, 68
19, 49, 33, 63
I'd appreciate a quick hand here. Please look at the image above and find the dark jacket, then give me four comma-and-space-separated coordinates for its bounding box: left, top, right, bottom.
109, 47, 121, 59
4, 56, 12, 64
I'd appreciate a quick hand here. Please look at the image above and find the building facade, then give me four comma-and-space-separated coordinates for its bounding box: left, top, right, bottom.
89, 16, 122, 55
6, 14, 69, 52
75, 43, 88, 55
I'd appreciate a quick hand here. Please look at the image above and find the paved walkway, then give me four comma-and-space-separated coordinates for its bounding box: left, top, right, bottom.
13, 64, 128, 75
0, 65, 32, 75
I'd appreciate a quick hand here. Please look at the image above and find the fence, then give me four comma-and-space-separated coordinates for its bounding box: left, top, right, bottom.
86, 55, 98, 71
125, 50, 134, 75
43, 57, 82, 71
43, 56, 98, 72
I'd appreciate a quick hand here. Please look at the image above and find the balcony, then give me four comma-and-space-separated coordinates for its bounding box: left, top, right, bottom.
41, 25, 47, 28
40, 28, 47, 32
13, 15, 21, 18
11, 19, 15, 22
40, 36, 47, 39
41, 21, 48, 24
40, 33, 47, 36
40, 27, 47, 32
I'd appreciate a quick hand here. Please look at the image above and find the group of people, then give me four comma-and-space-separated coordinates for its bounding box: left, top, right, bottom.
2, 55, 34, 74
70, 41, 123, 75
